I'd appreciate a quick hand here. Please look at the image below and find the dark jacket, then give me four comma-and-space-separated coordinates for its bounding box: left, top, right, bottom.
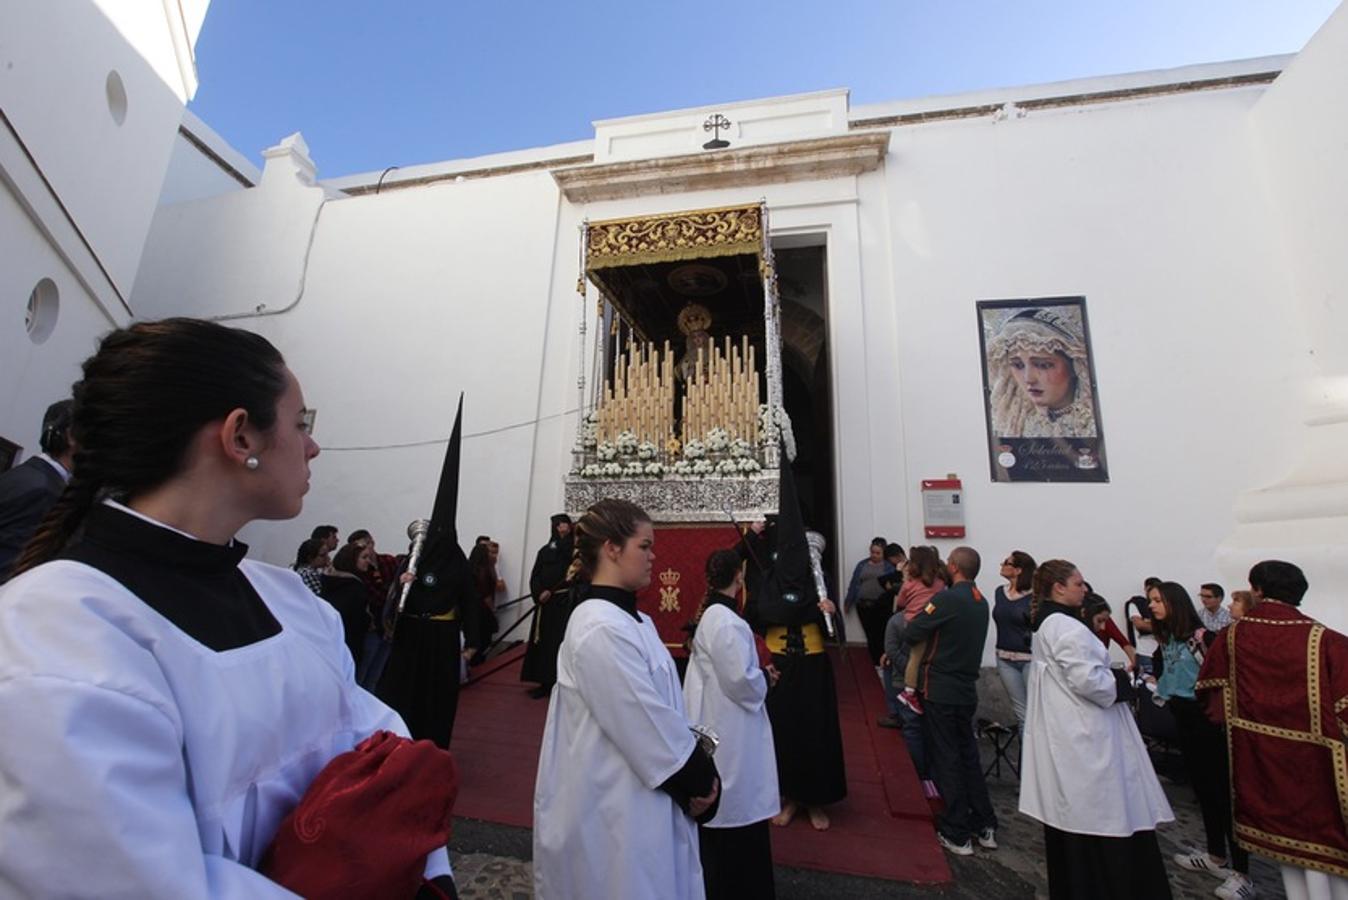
0, 456, 66, 583
905, 580, 990, 707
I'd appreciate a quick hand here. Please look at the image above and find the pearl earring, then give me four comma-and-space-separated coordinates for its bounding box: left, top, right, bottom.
245, 456, 260, 470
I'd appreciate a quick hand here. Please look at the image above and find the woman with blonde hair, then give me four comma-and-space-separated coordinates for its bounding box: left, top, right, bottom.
986, 307, 1098, 438
1020, 558, 1173, 899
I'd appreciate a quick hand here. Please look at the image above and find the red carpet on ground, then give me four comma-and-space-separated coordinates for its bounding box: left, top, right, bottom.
452, 643, 951, 886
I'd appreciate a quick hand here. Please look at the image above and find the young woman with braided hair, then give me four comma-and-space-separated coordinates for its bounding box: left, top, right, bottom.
1019, 558, 1174, 899
533, 498, 719, 900
0, 318, 458, 898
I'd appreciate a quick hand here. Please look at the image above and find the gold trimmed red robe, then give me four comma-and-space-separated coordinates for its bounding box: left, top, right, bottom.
1196, 600, 1348, 877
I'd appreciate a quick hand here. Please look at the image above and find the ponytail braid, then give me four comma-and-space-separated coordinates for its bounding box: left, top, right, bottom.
1031, 558, 1078, 628
11, 469, 103, 577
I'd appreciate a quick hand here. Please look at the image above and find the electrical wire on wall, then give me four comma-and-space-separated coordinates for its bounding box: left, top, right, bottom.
317, 405, 581, 452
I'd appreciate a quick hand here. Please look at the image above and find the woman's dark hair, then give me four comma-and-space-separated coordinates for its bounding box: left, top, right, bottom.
573, 498, 651, 582
870, 537, 887, 550
1006, 550, 1037, 593
294, 537, 326, 568
906, 545, 943, 588
1152, 581, 1201, 643
332, 542, 365, 575
347, 529, 373, 545
1031, 558, 1078, 625
14, 318, 287, 577
705, 549, 742, 592
1083, 593, 1111, 621
884, 543, 905, 559
468, 543, 495, 597
1248, 560, 1308, 606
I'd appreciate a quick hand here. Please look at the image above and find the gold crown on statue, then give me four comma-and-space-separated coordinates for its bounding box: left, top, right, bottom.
677, 304, 713, 336
659, 568, 681, 587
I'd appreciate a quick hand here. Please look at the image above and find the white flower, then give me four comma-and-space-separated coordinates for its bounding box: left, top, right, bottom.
637, 441, 658, 460
757, 404, 796, 461
581, 463, 602, 478
579, 412, 599, 449
729, 437, 753, 458
615, 430, 639, 454
706, 427, 730, 452
671, 460, 693, 476
596, 441, 617, 462
644, 462, 665, 476
601, 461, 623, 477
683, 439, 706, 460
736, 457, 761, 473
623, 460, 645, 477
715, 459, 739, 476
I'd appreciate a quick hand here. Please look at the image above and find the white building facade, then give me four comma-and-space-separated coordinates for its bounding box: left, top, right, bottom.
5, 2, 1347, 643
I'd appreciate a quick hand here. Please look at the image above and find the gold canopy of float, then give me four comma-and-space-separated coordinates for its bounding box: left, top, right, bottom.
565, 203, 786, 520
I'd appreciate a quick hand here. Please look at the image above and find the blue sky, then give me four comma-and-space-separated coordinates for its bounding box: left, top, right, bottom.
189, 0, 1342, 178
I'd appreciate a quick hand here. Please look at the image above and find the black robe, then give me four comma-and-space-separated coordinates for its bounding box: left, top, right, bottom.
318, 573, 372, 668
375, 541, 478, 750
520, 534, 574, 687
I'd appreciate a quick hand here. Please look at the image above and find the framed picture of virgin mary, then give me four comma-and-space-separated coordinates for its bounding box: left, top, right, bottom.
977, 296, 1108, 483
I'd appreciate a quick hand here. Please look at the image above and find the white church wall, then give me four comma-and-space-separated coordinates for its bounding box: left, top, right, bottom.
208, 170, 568, 612
877, 85, 1308, 646
1221, 1, 1348, 630
0, 2, 192, 299
154, 111, 259, 207
0, 183, 115, 461
0, 1, 204, 464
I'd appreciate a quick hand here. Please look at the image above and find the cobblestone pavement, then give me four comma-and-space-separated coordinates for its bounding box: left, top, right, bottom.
453, 741, 1286, 899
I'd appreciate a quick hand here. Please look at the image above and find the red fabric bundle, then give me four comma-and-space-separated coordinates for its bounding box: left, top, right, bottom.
753, 633, 773, 669
261, 730, 459, 899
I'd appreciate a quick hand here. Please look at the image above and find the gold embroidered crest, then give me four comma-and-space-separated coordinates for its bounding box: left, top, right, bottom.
659, 568, 682, 613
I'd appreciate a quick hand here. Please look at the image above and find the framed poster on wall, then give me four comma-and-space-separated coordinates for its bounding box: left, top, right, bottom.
976, 296, 1108, 483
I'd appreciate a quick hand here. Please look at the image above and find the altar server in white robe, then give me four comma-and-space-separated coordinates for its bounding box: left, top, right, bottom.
0, 319, 456, 898
683, 549, 780, 900
534, 499, 720, 900
1019, 559, 1174, 900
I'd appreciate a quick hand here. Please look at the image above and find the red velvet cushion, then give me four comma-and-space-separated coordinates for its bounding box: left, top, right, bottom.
261, 730, 459, 899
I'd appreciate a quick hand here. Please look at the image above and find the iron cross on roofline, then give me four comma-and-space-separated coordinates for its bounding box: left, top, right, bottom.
702, 114, 731, 150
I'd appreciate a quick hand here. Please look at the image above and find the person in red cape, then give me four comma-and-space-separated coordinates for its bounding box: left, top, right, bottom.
1196, 560, 1348, 900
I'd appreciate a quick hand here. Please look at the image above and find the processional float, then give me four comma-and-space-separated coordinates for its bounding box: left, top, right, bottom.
564, 203, 830, 652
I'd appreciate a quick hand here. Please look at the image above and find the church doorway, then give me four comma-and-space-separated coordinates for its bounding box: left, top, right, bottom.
773, 239, 838, 584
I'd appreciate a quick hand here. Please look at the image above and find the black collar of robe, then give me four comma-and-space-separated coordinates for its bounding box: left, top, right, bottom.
61, 503, 282, 650
584, 584, 640, 621
1033, 599, 1085, 631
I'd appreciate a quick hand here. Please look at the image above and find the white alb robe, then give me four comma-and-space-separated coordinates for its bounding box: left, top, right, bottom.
683, 603, 779, 828
533, 598, 703, 900
1018, 611, 1173, 836
0, 554, 450, 898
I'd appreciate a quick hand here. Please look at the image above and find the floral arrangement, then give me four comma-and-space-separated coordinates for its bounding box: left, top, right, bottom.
682, 439, 707, 460
596, 441, 617, 462
758, 404, 796, 461
729, 437, 753, 458
705, 427, 730, 453
614, 430, 638, 455
578, 412, 599, 449
636, 441, 658, 461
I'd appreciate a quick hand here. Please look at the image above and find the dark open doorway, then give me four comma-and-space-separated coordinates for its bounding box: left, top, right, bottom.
774, 241, 837, 584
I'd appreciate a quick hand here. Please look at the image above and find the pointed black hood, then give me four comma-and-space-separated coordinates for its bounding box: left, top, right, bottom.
754, 449, 819, 626
403, 394, 471, 616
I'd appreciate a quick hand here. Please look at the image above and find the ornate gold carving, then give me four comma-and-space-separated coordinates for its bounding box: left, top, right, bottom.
587, 204, 763, 271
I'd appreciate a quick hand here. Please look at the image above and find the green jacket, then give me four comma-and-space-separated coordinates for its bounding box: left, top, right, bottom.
905, 580, 989, 707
